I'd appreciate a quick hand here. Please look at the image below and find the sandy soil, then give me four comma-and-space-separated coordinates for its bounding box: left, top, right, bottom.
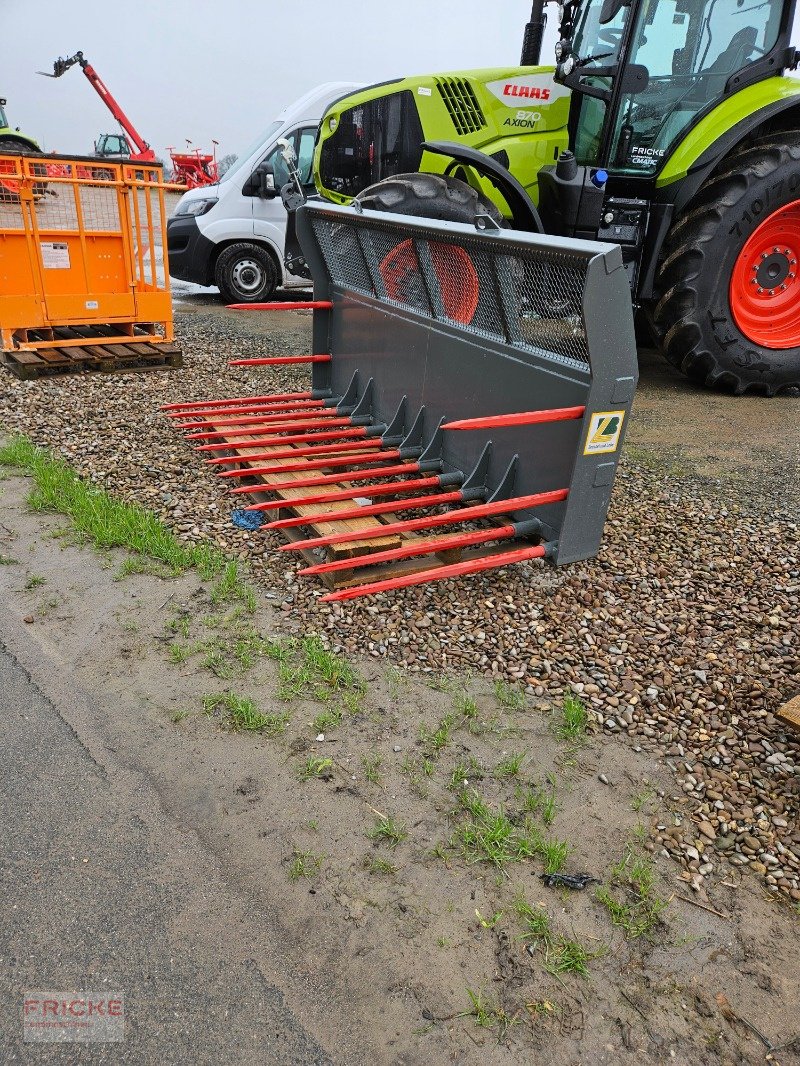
1, 469, 798, 1065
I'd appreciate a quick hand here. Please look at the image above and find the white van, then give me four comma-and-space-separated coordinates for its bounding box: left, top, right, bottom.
166, 82, 360, 303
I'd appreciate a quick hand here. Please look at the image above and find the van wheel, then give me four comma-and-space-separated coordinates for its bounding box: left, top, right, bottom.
215, 242, 277, 304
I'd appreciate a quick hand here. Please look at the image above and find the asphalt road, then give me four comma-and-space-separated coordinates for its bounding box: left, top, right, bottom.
0, 628, 330, 1065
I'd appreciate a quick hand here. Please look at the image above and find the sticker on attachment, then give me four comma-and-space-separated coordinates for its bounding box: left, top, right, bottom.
583, 410, 625, 455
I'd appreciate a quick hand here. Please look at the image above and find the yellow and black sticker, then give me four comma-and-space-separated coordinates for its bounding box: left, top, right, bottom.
583, 410, 626, 455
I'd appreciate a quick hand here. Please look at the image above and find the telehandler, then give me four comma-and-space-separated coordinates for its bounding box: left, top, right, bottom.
309, 0, 800, 394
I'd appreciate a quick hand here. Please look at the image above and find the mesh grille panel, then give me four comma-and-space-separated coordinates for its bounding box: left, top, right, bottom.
435, 78, 487, 136
311, 216, 375, 297
310, 213, 591, 367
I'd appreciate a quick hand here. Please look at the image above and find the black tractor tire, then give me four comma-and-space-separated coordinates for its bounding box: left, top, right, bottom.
214, 242, 278, 304
355, 171, 507, 227
654, 134, 800, 395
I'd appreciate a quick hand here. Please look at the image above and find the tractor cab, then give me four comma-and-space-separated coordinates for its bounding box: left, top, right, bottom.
556, 0, 792, 176
94, 132, 132, 159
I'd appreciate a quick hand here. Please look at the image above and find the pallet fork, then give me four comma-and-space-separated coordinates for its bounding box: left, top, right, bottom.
164, 202, 637, 600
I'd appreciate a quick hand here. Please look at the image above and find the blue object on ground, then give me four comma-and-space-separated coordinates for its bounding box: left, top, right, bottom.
231, 509, 267, 531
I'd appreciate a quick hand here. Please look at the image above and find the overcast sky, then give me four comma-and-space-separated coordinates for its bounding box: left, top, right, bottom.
3, 0, 542, 160
6, 1, 798, 164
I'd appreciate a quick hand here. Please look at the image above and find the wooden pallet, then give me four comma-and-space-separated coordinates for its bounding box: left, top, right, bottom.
2, 324, 182, 380
204, 418, 512, 591
776, 695, 800, 735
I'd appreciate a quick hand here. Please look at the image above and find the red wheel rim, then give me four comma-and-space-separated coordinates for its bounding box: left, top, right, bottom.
379, 239, 479, 324
729, 199, 800, 349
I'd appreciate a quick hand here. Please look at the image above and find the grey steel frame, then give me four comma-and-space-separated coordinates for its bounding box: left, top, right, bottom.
295, 201, 637, 565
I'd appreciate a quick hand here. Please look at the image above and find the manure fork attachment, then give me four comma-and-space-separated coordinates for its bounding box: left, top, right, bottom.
163, 203, 637, 600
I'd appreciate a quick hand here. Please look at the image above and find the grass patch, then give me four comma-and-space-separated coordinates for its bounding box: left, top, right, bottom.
494, 680, 526, 712
288, 848, 323, 881
24, 574, 46, 589
454, 790, 567, 871
631, 785, 656, 813
367, 815, 407, 848
419, 711, 458, 756
555, 694, 588, 741
361, 752, 383, 785
494, 751, 526, 778
0, 436, 248, 599
297, 755, 334, 781
449, 756, 484, 791
201, 692, 289, 735
170, 710, 189, 723
312, 706, 344, 734
461, 990, 517, 1037
275, 635, 364, 706
453, 790, 539, 867
364, 855, 396, 876
169, 642, 198, 665
596, 843, 669, 939
514, 894, 602, 978
0, 553, 18, 565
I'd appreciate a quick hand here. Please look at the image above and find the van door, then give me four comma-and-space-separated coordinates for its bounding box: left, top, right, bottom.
252, 125, 318, 286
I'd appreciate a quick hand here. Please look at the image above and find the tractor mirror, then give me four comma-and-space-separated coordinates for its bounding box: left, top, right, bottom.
619, 62, 649, 93
599, 0, 628, 23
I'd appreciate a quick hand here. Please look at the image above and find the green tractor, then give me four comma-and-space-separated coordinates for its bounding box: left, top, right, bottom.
0, 96, 41, 154
312, 0, 800, 394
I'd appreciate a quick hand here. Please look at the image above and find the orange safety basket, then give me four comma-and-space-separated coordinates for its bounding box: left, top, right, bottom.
0, 152, 176, 358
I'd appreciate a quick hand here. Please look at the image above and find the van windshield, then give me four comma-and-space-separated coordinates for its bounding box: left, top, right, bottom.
218, 120, 283, 184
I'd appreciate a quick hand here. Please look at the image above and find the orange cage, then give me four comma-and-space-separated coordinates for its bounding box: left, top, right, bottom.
0, 153, 177, 366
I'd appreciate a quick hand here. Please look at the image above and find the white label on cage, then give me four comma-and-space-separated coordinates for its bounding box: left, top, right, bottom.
40, 242, 70, 269
85, 301, 99, 310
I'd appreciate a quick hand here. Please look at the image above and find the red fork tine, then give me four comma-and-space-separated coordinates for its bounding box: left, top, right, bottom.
300, 524, 518, 576
228, 461, 419, 494
228, 354, 332, 366
196, 427, 370, 452
166, 399, 324, 420
216, 449, 402, 479
227, 300, 333, 311
243, 475, 443, 511
160, 391, 311, 412
263, 490, 464, 529
179, 408, 345, 431
204, 440, 385, 465
320, 545, 547, 602
442, 407, 586, 430
186, 416, 355, 441
279, 489, 569, 551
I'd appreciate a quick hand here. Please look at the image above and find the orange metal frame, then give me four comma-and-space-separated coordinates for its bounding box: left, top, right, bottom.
0, 154, 176, 353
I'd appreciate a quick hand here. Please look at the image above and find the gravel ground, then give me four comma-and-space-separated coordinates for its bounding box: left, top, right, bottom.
0, 306, 798, 911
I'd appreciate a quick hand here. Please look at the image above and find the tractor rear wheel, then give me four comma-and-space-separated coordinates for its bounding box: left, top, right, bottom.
654, 134, 800, 395
355, 172, 506, 227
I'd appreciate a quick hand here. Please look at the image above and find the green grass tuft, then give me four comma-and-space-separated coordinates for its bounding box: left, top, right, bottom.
494, 680, 526, 711
288, 848, 323, 881
0, 436, 249, 601
596, 843, 669, 939
361, 752, 383, 784
202, 692, 289, 735
556, 694, 588, 740
297, 755, 334, 781
367, 815, 407, 848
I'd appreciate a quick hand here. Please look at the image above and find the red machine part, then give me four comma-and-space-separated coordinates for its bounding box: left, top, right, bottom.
40, 52, 155, 162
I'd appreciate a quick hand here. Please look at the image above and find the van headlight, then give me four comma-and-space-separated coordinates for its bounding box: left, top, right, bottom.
175, 197, 218, 217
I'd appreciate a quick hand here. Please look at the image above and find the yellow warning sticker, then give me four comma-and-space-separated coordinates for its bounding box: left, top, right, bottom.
583, 410, 626, 455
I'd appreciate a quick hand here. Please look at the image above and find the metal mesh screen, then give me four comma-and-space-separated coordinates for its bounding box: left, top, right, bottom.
309, 213, 590, 367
